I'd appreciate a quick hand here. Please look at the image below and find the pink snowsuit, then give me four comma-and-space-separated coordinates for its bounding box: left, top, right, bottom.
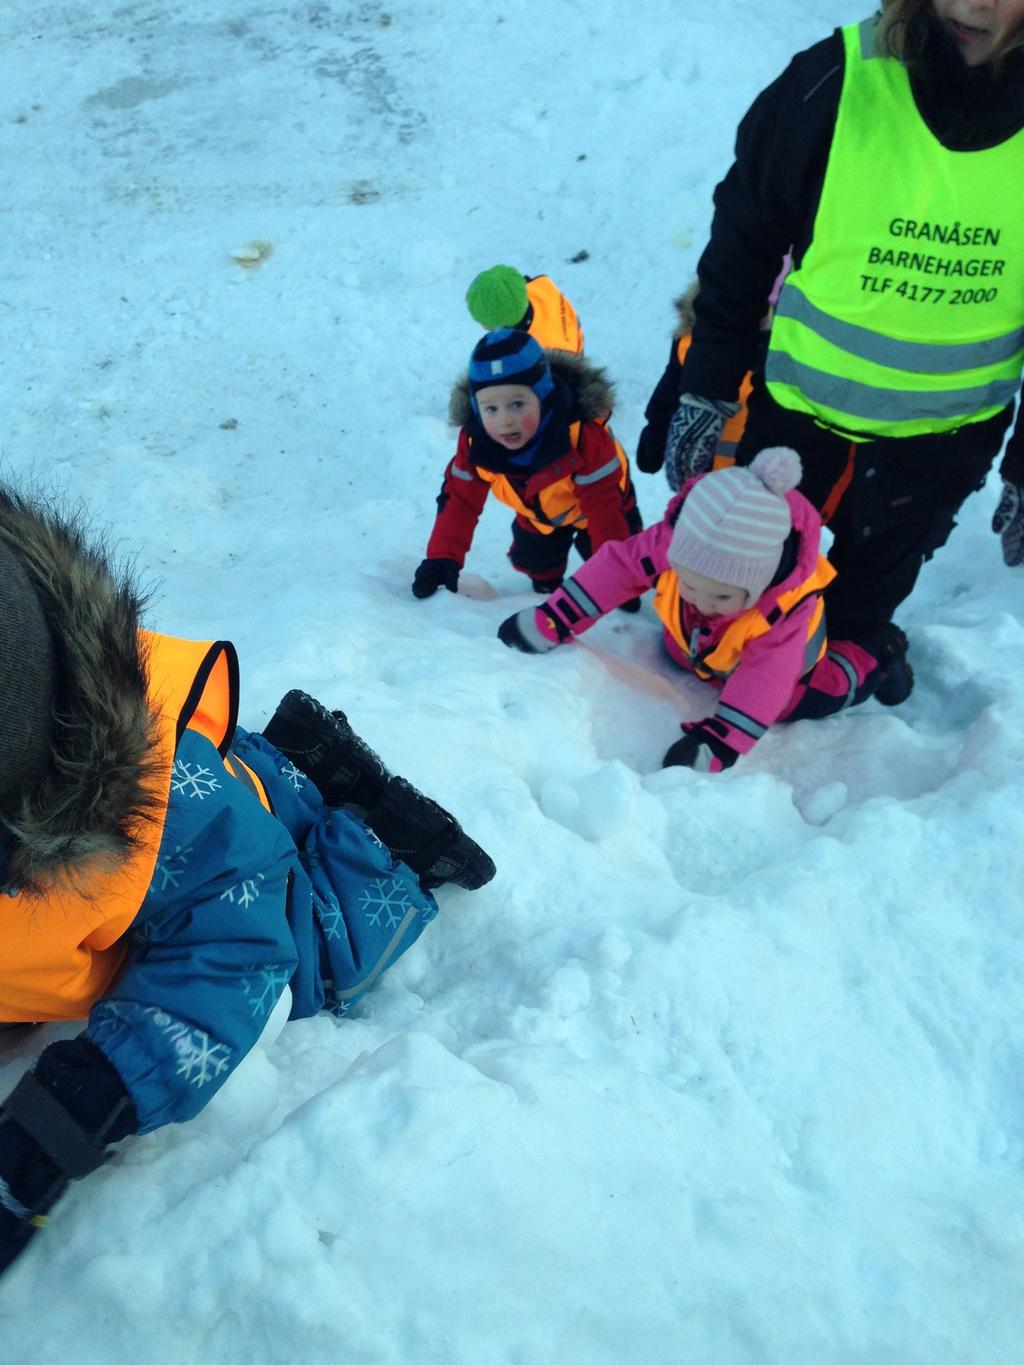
530, 477, 878, 764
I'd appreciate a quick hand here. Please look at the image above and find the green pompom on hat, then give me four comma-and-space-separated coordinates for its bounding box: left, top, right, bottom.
466, 265, 529, 330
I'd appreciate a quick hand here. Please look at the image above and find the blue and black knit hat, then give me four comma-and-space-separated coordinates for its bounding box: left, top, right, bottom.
468, 329, 554, 409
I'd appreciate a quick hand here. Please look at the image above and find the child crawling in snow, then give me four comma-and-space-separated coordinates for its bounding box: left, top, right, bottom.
411, 328, 642, 600
0, 483, 494, 1278
498, 447, 913, 772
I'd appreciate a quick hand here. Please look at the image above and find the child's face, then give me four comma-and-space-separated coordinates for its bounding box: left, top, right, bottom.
931, 0, 1024, 64
676, 567, 749, 618
476, 384, 541, 451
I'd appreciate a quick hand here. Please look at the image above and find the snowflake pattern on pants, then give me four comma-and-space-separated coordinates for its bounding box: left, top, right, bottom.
280, 760, 307, 792
170, 758, 222, 800
220, 873, 266, 908
145, 1008, 232, 1087
153, 843, 194, 893
358, 876, 415, 930
242, 965, 292, 1018
316, 891, 345, 942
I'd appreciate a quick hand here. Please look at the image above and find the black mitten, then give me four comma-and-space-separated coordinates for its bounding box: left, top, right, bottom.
497, 609, 560, 654
411, 558, 460, 599
0, 1039, 137, 1278
635, 421, 669, 474
662, 720, 740, 774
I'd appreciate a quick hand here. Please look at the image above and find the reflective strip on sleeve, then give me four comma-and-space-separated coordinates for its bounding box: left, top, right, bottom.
714, 704, 767, 741
561, 577, 602, 618
574, 456, 621, 486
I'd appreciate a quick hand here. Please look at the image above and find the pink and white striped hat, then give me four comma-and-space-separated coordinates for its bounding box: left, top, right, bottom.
668, 447, 803, 604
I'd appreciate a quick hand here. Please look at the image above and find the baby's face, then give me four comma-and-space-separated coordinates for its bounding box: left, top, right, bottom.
476, 384, 541, 451
675, 567, 748, 618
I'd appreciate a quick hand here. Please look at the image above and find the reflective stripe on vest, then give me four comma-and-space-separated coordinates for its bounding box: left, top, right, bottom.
765, 17, 1024, 439
473, 425, 629, 535
526, 276, 584, 354
0, 631, 263, 1024
652, 556, 836, 680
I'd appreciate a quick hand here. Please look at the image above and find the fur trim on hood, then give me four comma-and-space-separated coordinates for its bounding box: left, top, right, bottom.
0, 486, 159, 895
448, 348, 615, 428
673, 279, 700, 336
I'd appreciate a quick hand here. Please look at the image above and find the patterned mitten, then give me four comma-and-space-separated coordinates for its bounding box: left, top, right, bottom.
991, 482, 1024, 567
664, 394, 740, 491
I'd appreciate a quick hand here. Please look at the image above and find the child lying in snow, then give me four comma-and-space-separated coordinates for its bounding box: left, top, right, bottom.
498, 447, 913, 772
0, 483, 494, 1278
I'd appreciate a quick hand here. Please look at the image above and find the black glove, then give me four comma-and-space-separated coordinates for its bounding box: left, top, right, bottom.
664, 394, 741, 491
0, 1039, 137, 1278
662, 720, 740, 774
991, 482, 1024, 567
497, 608, 560, 654
617, 597, 642, 614
412, 557, 460, 599
635, 421, 669, 475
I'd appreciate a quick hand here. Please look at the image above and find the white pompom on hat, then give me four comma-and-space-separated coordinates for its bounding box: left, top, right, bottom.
668, 446, 803, 604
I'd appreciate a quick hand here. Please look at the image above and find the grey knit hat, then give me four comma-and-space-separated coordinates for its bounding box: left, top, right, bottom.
0, 537, 56, 811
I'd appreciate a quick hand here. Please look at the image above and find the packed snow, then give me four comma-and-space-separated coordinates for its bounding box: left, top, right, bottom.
1, 1, 1022, 1361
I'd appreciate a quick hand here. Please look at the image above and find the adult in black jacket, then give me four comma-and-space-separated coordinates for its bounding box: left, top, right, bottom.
639, 0, 1024, 659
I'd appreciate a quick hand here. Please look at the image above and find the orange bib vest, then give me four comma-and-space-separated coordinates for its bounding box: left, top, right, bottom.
526, 277, 585, 354
472, 425, 629, 535
0, 631, 267, 1024
652, 556, 836, 680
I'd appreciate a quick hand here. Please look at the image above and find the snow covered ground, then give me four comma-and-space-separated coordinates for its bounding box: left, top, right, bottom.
2, 1, 1023, 1360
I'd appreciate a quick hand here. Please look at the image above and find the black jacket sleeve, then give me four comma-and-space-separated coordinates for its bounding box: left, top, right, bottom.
678, 32, 845, 401
1000, 401, 1024, 485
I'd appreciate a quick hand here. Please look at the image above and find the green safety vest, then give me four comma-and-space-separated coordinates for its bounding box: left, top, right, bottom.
766, 16, 1024, 439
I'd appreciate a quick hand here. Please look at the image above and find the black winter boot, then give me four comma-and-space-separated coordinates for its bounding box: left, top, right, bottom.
872, 625, 914, 706
262, 690, 390, 808
366, 777, 496, 891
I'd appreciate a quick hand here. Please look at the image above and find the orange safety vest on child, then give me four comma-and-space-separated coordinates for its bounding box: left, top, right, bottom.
0, 632, 266, 1023
652, 556, 836, 680
472, 423, 630, 534
525, 276, 585, 354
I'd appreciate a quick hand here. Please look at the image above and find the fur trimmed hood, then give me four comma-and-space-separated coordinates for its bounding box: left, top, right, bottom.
0, 486, 158, 894
448, 348, 615, 428
673, 279, 700, 337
